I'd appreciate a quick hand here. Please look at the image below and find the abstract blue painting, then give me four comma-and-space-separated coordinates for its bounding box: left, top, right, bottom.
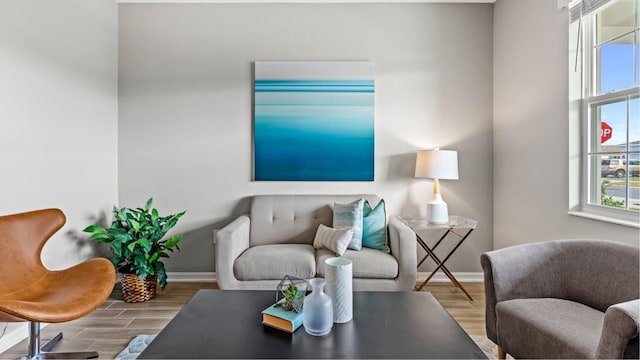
254, 61, 374, 181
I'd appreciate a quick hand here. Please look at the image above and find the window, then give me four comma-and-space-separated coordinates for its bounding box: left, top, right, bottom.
569, 0, 640, 225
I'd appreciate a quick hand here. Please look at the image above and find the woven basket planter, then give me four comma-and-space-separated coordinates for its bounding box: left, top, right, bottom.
120, 272, 157, 303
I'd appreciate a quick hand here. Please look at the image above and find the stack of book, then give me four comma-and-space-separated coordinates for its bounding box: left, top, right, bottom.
262, 301, 303, 333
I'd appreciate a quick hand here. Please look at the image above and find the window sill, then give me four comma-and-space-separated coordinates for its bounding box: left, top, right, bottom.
568, 211, 640, 229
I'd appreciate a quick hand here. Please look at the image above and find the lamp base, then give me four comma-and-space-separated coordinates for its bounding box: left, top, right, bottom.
427, 195, 449, 224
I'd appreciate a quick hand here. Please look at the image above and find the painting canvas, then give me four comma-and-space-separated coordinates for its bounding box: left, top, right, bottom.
254, 61, 374, 181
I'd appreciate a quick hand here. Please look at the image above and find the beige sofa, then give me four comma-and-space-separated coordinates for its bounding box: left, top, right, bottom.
215, 194, 417, 291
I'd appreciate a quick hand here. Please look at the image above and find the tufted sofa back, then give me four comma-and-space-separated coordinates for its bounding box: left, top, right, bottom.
249, 194, 381, 247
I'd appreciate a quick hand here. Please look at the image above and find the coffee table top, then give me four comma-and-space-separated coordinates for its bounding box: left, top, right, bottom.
139, 290, 487, 359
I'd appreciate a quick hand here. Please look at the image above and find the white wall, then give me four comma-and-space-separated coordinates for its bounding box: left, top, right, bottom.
493, 0, 639, 248
118, 3, 494, 273
0, 0, 118, 352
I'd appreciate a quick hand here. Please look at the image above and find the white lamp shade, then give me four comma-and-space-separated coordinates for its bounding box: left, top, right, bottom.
414, 149, 459, 180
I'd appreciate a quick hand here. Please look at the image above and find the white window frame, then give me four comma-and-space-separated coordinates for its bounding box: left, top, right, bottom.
568, 0, 640, 228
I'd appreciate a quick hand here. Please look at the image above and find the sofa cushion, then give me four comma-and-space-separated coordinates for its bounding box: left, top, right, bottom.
496, 298, 604, 359
333, 199, 364, 250
315, 248, 398, 279
234, 244, 316, 280
313, 224, 353, 256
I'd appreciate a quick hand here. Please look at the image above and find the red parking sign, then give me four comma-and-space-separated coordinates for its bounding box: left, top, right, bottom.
601, 122, 612, 144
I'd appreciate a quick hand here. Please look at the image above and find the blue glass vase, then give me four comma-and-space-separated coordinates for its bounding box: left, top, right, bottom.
303, 278, 333, 336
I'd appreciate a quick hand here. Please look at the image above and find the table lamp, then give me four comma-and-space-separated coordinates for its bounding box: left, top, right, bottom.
415, 148, 459, 224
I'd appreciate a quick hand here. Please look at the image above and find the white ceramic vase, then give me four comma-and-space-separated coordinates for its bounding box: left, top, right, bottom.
324, 257, 353, 323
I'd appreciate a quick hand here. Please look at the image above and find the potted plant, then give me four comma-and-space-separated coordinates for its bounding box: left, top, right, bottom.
84, 198, 185, 302
278, 284, 304, 312
275, 275, 307, 313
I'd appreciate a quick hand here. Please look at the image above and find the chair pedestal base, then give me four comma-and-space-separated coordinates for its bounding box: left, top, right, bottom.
22, 322, 98, 360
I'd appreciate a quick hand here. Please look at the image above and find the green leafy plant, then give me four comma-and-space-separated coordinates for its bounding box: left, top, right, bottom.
277, 284, 304, 311
601, 180, 625, 209
83, 198, 186, 289
284, 284, 301, 302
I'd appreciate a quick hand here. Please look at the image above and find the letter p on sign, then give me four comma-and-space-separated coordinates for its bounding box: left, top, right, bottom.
601, 122, 613, 144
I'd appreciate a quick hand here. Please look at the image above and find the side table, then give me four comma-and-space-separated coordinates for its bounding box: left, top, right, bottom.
400, 215, 478, 300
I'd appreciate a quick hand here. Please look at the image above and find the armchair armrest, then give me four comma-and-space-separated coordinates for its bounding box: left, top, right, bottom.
596, 299, 640, 359
388, 216, 417, 291
214, 215, 250, 290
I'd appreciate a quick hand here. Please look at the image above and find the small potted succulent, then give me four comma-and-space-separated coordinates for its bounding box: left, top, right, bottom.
84, 198, 185, 302
279, 284, 304, 312
275, 275, 307, 312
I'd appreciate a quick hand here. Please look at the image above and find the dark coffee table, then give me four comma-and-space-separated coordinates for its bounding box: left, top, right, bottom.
139, 290, 487, 359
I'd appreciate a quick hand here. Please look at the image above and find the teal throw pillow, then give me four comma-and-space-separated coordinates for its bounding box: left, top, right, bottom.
362, 199, 389, 253
333, 199, 364, 251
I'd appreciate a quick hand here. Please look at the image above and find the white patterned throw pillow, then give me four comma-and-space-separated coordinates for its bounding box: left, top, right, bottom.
333, 199, 364, 250
313, 224, 353, 256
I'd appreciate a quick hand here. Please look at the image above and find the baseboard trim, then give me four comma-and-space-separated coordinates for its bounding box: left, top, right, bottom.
166, 272, 484, 283
417, 271, 484, 283
166, 272, 217, 282
0, 323, 50, 354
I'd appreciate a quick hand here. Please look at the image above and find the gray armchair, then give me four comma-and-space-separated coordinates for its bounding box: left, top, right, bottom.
481, 239, 639, 359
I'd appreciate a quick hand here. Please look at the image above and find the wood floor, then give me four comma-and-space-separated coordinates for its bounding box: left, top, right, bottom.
0, 282, 486, 359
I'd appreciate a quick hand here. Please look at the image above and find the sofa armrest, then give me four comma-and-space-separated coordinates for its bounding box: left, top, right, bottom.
481, 242, 565, 341
388, 216, 417, 291
596, 299, 640, 359
214, 215, 250, 290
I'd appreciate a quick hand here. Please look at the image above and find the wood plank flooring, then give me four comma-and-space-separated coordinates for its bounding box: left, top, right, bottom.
0, 282, 487, 359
